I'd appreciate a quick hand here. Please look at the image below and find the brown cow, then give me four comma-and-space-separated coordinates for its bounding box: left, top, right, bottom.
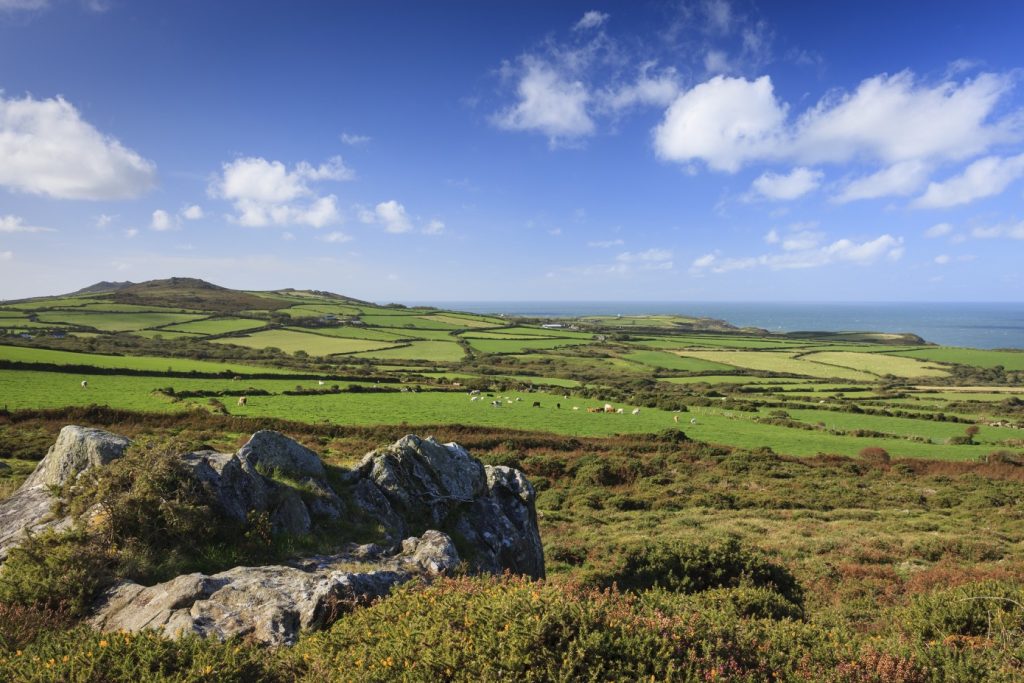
587, 407, 601, 413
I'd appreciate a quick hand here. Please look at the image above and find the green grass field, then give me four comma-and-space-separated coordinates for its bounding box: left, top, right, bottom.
35, 311, 207, 332
351, 340, 467, 362
286, 326, 414, 341
621, 350, 735, 372
211, 329, 397, 356
0, 344, 294, 374
632, 335, 812, 350
676, 350, 880, 381
466, 337, 592, 354
160, 318, 268, 335
799, 351, 949, 378
890, 347, 1024, 371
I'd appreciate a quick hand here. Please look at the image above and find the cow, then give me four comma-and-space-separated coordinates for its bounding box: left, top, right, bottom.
80, 380, 88, 388
556, 403, 561, 409
587, 407, 601, 413
604, 404, 615, 414
238, 396, 248, 406
532, 401, 541, 408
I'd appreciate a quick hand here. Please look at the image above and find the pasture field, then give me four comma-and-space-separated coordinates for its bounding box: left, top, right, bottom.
891, 346, 1024, 371
379, 327, 461, 341
287, 326, 414, 342
659, 375, 787, 384
76, 302, 200, 313
0, 344, 294, 374
576, 314, 699, 327
632, 335, 812, 350
465, 337, 591, 354
160, 318, 267, 335
359, 314, 461, 330
0, 369, 371, 412
35, 311, 207, 332
0, 311, 29, 318
276, 304, 363, 317
675, 350, 880, 381
427, 313, 501, 328
494, 326, 595, 339
799, 351, 949, 378
351, 340, 466, 362
621, 350, 735, 372
211, 329, 397, 356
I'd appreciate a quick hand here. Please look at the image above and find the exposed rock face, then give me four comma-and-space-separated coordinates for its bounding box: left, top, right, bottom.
92, 530, 460, 646
0, 426, 130, 561
353, 435, 545, 579
2, 427, 544, 644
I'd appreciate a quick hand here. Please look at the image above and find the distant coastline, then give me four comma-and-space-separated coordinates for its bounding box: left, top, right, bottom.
404, 301, 1024, 350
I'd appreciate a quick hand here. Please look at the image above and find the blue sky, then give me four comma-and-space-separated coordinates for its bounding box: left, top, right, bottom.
1, 0, 1022, 302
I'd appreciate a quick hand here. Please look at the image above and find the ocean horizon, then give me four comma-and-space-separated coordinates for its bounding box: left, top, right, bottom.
404, 301, 1024, 350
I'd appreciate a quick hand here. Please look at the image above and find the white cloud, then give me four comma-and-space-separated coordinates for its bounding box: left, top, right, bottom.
364, 200, 412, 234
691, 234, 904, 273
0, 0, 48, 11
970, 220, 1024, 240
574, 10, 609, 31
0, 93, 156, 200
95, 213, 116, 228
599, 65, 679, 112
792, 71, 1019, 166
925, 223, 953, 238
0, 215, 53, 233
492, 57, 595, 143
124, 228, 138, 239
655, 71, 1022, 175
0, 250, 11, 261
653, 75, 787, 172
213, 156, 350, 228
705, 0, 733, 33
616, 248, 672, 263
750, 166, 822, 200
587, 239, 624, 248
181, 204, 204, 220
913, 153, 1024, 208
934, 254, 951, 265
321, 231, 353, 244
763, 229, 779, 244
424, 219, 445, 235
150, 209, 173, 231
781, 230, 823, 251
340, 132, 371, 146
833, 160, 930, 203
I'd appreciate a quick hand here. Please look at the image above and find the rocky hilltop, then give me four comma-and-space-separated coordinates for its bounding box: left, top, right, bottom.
0, 425, 544, 645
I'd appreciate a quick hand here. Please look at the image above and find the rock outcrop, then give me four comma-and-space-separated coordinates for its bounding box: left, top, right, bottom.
0, 426, 131, 561
92, 530, 460, 646
0, 426, 544, 644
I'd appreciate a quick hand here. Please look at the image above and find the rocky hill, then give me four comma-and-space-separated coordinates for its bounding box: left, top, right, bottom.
0, 425, 544, 645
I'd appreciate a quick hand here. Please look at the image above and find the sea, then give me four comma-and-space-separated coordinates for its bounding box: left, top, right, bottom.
409, 302, 1024, 350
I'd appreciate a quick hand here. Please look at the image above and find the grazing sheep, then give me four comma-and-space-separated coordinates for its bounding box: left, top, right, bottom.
631, 408, 640, 415
470, 396, 481, 401
318, 380, 325, 386
572, 406, 579, 411
690, 418, 697, 425
603, 403, 615, 414
238, 396, 248, 406
616, 408, 624, 414
673, 415, 679, 424
491, 400, 502, 407
515, 397, 522, 402
80, 380, 88, 388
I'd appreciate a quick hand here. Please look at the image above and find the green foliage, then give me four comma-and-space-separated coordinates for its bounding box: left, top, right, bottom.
0, 529, 111, 615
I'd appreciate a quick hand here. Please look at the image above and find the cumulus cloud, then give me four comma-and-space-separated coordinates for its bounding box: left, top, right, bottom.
691, 233, 904, 273
0, 93, 156, 200
181, 204, 204, 220
423, 219, 445, 235
574, 10, 609, 31
360, 200, 412, 234
0, 215, 53, 233
912, 153, 1024, 208
599, 65, 680, 112
653, 75, 787, 172
654, 71, 1022, 176
615, 248, 673, 270
492, 57, 595, 143
750, 166, 822, 200
150, 209, 173, 231
925, 222, 953, 238
833, 160, 931, 203
212, 156, 351, 228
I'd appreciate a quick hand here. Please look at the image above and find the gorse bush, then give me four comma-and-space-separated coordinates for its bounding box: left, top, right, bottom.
581, 538, 804, 611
